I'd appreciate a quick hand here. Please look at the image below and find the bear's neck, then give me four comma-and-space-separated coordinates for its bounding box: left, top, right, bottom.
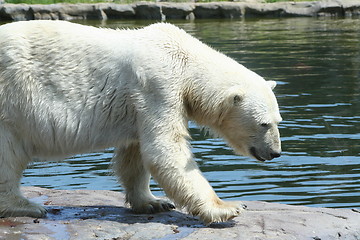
183, 70, 236, 128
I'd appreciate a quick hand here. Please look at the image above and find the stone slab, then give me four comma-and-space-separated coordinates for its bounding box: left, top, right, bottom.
1, 1, 360, 21
0, 187, 359, 240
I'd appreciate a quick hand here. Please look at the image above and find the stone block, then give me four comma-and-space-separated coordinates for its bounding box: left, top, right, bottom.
161, 3, 195, 20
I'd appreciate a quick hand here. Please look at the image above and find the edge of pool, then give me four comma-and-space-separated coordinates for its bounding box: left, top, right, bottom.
0, 0, 360, 22
1, 186, 359, 240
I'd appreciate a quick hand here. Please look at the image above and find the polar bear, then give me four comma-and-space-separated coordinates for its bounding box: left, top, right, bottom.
0, 21, 281, 224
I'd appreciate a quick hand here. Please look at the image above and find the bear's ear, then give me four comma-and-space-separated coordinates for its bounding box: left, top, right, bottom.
214, 87, 244, 124
233, 94, 242, 106
267, 81, 277, 90
226, 86, 244, 106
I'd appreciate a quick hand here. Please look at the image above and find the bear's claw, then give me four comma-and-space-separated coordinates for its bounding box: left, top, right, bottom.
162, 202, 176, 211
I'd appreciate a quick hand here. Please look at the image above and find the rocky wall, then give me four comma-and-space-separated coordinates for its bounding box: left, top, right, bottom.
0, 0, 360, 21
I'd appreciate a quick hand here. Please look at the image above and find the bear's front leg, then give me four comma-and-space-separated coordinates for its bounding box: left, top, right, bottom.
113, 143, 175, 214
139, 130, 244, 224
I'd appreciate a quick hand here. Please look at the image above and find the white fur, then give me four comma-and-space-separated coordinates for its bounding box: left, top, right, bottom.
0, 21, 281, 223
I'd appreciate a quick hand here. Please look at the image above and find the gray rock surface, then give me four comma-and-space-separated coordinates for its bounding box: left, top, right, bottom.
0, 187, 359, 240
134, 2, 163, 20
161, 3, 195, 20
0, 0, 360, 21
100, 3, 135, 20
193, 2, 244, 19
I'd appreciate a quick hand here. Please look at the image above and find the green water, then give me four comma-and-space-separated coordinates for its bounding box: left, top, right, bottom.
2, 17, 359, 208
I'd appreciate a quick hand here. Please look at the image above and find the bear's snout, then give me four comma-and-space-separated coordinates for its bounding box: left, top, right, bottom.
250, 147, 281, 161
270, 151, 281, 159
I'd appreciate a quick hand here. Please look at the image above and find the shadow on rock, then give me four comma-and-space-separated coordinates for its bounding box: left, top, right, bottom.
43, 205, 236, 228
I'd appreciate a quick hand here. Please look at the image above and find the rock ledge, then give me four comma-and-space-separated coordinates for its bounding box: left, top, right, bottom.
0, 187, 359, 239
0, 0, 360, 21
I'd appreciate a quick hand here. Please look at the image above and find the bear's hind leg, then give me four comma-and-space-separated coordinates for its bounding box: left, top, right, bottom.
0, 189, 47, 218
113, 143, 175, 213
0, 125, 47, 218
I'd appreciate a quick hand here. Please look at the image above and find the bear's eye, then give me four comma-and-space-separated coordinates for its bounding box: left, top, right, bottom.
261, 123, 270, 128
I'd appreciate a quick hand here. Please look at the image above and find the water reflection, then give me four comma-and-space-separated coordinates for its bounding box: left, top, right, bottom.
9, 17, 359, 208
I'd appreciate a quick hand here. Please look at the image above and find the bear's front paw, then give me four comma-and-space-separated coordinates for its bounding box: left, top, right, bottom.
195, 200, 245, 225
131, 198, 175, 214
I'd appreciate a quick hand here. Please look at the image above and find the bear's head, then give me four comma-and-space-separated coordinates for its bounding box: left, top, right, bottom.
178, 33, 282, 161
217, 79, 282, 161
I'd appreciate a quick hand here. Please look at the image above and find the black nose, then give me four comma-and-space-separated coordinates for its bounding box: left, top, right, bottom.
270, 152, 281, 159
